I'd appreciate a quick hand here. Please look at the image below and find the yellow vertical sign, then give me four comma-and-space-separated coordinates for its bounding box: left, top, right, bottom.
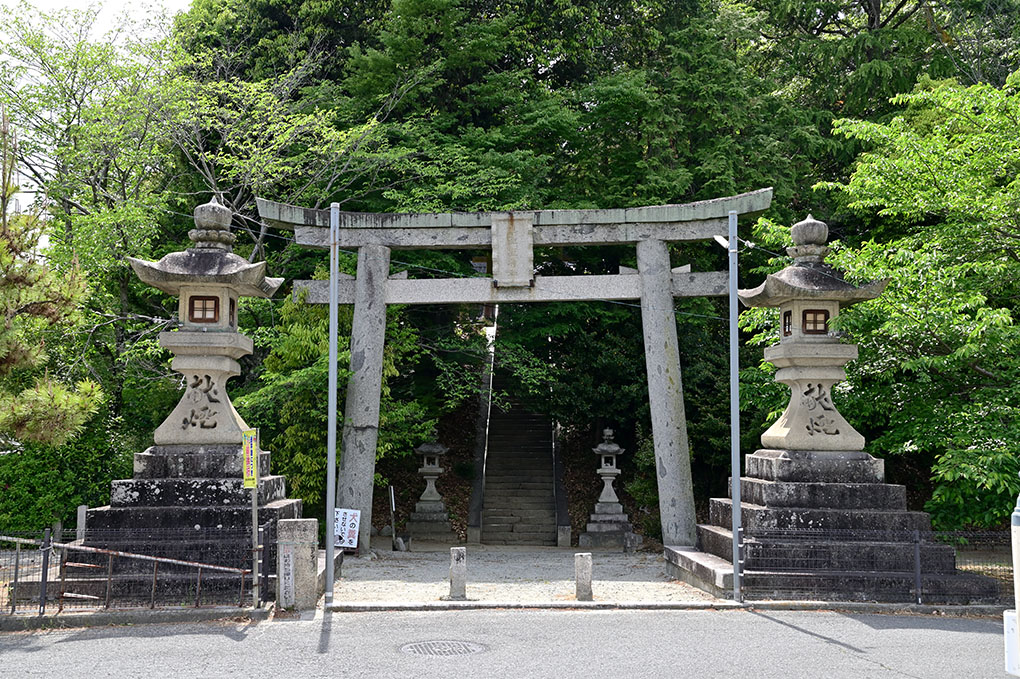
242, 429, 258, 488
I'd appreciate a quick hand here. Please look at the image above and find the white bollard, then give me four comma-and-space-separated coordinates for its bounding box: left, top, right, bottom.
76, 505, 87, 542
575, 552, 593, 602
448, 547, 467, 600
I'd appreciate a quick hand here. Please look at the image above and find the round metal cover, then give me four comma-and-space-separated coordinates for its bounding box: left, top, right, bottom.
399, 640, 488, 657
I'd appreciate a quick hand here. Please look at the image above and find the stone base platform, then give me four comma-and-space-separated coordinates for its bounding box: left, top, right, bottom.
85, 444, 302, 572
579, 511, 642, 551
667, 448, 999, 604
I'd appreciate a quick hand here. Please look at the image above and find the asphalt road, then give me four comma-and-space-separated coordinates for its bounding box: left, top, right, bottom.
0, 609, 1005, 679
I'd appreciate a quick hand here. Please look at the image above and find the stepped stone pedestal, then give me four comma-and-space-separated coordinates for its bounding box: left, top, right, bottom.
666, 215, 997, 603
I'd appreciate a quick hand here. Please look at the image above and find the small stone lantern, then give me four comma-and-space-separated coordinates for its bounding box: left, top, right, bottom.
415, 441, 448, 509
594, 429, 624, 510
579, 429, 641, 551
405, 441, 457, 542
738, 215, 887, 453
128, 197, 283, 445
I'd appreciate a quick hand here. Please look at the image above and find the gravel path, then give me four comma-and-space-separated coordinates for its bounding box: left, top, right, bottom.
332, 541, 718, 604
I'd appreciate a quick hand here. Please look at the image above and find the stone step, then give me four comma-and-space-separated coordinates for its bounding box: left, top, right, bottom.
697, 524, 957, 574
709, 499, 931, 532
484, 499, 555, 511
483, 484, 553, 492
742, 570, 1000, 605
485, 466, 553, 474
133, 445, 271, 480
733, 477, 907, 511
483, 509, 556, 521
482, 537, 558, 546
86, 498, 302, 532
481, 487, 554, 497
110, 476, 287, 507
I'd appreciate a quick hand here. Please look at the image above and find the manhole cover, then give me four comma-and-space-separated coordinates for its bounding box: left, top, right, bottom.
399, 640, 488, 657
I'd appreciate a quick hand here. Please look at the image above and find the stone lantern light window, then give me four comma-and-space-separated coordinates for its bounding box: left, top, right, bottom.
802, 309, 829, 334
782, 310, 792, 336
189, 296, 219, 323
229, 298, 236, 327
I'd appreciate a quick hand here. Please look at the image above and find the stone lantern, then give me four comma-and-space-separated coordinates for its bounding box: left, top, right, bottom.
128, 197, 283, 445
579, 429, 641, 551
83, 197, 300, 573
594, 428, 623, 509
738, 215, 887, 454
665, 214, 999, 604
406, 441, 458, 542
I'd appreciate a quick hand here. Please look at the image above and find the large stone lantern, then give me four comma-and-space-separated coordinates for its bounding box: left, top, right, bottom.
738, 215, 886, 455
128, 197, 283, 445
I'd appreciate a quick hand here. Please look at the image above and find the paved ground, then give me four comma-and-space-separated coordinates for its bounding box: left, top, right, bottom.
333, 541, 714, 604
0, 608, 1005, 678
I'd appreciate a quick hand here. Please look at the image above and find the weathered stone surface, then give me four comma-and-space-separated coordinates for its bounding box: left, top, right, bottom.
110, 475, 286, 507
294, 271, 729, 306
638, 238, 697, 546
86, 498, 302, 532
745, 449, 884, 484
709, 498, 931, 532
338, 244, 391, 552
697, 524, 957, 574
735, 477, 906, 510
575, 553, 593, 601
133, 445, 270, 479
448, 547, 467, 600
277, 518, 319, 611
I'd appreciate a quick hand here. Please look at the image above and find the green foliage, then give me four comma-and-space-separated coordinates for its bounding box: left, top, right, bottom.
0, 407, 131, 531
816, 74, 1020, 527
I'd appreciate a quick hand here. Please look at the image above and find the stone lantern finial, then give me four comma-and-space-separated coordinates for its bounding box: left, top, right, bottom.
189, 195, 237, 251
787, 214, 830, 265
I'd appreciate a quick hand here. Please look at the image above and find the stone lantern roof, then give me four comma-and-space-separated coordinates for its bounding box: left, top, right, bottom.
127, 197, 283, 298
738, 215, 886, 308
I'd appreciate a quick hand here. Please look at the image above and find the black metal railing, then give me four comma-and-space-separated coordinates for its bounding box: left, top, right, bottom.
1, 525, 276, 614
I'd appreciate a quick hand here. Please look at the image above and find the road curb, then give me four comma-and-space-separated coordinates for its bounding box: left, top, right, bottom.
324, 599, 1007, 617
0, 605, 271, 632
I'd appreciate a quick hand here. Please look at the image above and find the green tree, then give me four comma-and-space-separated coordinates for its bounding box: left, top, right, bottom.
0, 109, 101, 446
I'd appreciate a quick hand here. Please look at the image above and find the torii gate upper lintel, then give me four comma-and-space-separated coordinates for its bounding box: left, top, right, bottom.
256, 188, 773, 550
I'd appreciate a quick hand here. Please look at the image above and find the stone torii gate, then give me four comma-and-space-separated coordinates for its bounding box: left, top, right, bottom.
256, 188, 772, 550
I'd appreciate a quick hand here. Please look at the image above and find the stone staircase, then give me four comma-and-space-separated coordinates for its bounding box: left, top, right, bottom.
481, 398, 557, 546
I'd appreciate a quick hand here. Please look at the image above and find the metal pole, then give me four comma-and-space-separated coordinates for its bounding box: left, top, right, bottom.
389, 485, 397, 551
39, 528, 51, 615
11, 542, 20, 614
251, 429, 259, 608
727, 210, 742, 602
913, 529, 922, 605
325, 202, 340, 604
1010, 481, 1020, 644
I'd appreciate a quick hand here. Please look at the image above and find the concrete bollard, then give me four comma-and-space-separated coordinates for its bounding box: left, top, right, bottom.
575, 552, 593, 601
448, 547, 467, 600
277, 518, 319, 611
76, 505, 87, 542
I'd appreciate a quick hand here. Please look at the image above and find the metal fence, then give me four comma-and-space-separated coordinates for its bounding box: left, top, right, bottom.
1, 525, 276, 614
737, 529, 1012, 605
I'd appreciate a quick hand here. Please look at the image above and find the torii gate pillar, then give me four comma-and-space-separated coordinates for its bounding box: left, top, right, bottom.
340, 244, 390, 551
638, 239, 696, 545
